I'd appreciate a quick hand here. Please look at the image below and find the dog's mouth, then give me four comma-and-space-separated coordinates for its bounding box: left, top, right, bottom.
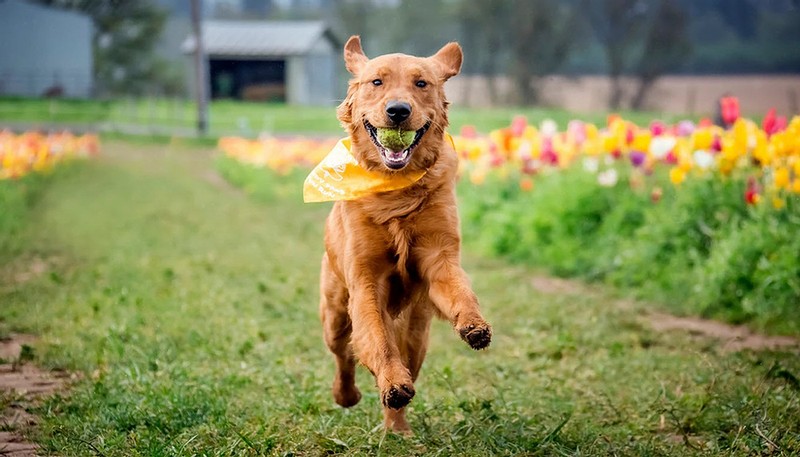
364, 120, 431, 170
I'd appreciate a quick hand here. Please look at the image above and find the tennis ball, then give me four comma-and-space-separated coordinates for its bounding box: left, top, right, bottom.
376, 128, 416, 151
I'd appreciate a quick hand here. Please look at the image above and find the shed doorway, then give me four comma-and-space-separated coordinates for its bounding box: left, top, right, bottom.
209, 59, 286, 102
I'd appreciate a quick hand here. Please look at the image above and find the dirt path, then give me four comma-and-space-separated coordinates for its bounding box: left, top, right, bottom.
649, 313, 799, 352
0, 335, 67, 457
531, 274, 800, 353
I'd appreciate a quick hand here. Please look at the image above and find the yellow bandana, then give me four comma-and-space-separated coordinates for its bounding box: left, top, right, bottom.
303, 136, 443, 203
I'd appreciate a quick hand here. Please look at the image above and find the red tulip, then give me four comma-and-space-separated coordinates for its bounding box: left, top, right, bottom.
762, 108, 787, 136
744, 176, 760, 205
720, 96, 740, 127
711, 135, 722, 152
511, 116, 527, 137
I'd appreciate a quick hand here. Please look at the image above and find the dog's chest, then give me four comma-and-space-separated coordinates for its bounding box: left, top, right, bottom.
384, 219, 424, 316
386, 218, 418, 279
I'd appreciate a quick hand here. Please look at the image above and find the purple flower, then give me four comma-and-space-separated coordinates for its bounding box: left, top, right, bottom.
677, 120, 695, 137
630, 150, 646, 167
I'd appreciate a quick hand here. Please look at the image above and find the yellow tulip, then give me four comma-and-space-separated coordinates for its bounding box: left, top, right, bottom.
631, 131, 651, 153
719, 159, 735, 176
692, 128, 713, 151
774, 167, 791, 190
669, 167, 686, 185
601, 134, 618, 154
585, 123, 599, 141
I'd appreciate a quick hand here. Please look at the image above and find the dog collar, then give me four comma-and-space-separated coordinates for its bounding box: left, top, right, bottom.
303, 134, 453, 203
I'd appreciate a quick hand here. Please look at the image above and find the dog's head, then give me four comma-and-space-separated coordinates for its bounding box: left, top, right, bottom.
337, 36, 462, 173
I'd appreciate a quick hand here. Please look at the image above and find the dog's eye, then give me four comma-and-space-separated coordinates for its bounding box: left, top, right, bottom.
372, 79, 383, 86
415, 80, 427, 88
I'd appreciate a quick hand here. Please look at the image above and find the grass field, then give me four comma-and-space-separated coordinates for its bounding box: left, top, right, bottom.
0, 142, 798, 455
0, 97, 688, 137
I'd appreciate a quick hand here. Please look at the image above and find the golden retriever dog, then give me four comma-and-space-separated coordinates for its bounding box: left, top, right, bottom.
319, 36, 492, 434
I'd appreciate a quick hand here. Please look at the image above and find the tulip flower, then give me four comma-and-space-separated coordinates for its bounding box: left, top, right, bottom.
745, 177, 760, 205
630, 151, 646, 168
763, 109, 781, 136
676, 120, 695, 137
720, 96, 740, 127
774, 167, 790, 190
597, 169, 618, 187
693, 150, 715, 170
669, 167, 686, 186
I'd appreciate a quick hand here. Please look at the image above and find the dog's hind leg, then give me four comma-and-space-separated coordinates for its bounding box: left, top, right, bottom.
401, 297, 435, 382
320, 254, 361, 407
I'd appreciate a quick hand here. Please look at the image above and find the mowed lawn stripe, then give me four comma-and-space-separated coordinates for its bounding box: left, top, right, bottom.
0, 142, 797, 456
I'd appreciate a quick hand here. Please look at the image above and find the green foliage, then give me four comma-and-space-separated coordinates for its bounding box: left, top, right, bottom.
692, 203, 800, 331
607, 177, 748, 297
459, 166, 800, 334
0, 172, 51, 257
461, 166, 648, 278
215, 156, 307, 202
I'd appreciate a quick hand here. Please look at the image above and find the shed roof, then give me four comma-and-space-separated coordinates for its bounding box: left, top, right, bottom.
181, 20, 339, 57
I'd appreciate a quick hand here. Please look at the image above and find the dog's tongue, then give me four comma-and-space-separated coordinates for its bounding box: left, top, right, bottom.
385, 149, 405, 159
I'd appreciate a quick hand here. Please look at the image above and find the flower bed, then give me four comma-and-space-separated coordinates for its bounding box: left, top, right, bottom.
454, 111, 799, 208
0, 130, 99, 180
217, 135, 335, 175
1, 130, 100, 256
452, 113, 799, 334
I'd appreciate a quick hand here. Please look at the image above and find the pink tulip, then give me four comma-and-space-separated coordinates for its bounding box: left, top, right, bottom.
649, 121, 666, 136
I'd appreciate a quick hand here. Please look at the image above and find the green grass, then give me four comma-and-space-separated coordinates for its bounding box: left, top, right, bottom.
0, 97, 686, 137
0, 169, 60, 259
0, 143, 798, 455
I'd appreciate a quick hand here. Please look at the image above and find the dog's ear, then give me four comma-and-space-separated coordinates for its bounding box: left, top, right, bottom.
430, 42, 463, 81
343, 35, 368, 75
337, 85, 356, 126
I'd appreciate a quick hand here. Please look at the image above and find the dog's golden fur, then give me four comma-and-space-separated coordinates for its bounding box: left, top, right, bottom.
319, 36, 491, 433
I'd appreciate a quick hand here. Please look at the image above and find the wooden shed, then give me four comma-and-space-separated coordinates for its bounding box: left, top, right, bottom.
182, 20, 341, 106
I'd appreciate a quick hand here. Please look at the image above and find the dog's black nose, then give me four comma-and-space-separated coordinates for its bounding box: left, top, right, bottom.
385, 101, 411, 124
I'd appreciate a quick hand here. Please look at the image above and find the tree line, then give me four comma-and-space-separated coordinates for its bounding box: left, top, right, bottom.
34, 0, 800, 109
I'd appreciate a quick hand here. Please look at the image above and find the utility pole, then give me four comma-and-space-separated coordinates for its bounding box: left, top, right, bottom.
191, 0, 208, 135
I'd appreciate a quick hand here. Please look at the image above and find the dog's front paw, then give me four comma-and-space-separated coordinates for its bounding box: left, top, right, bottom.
381, 383, 415, 410
458, 321, 492, 350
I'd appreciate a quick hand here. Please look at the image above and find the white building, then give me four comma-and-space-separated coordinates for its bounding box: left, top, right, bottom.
0, 0, 93, 98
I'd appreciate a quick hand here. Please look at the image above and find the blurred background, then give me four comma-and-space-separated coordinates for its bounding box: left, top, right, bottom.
0, 0, 799, 135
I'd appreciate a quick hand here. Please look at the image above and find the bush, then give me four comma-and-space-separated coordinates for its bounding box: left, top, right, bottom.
458, 165, 800, 334
607, 176, 749, 300
692, 202, 800, 334
460, 165, 650, 278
